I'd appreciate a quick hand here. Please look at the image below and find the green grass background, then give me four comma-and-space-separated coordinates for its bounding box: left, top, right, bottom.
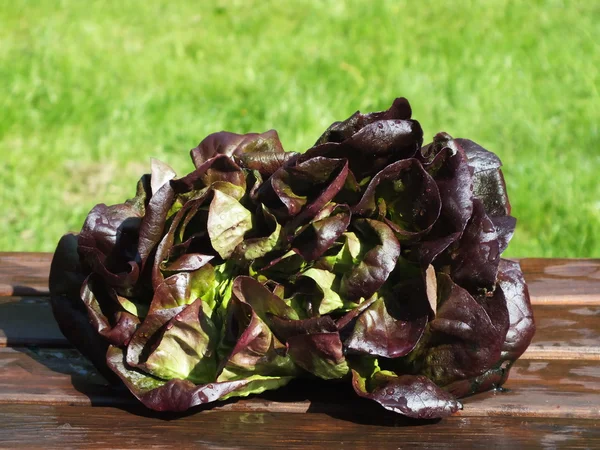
1, 0, 598, 257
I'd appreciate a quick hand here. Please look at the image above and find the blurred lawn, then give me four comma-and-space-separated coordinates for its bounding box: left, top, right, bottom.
1, 0, 598, 257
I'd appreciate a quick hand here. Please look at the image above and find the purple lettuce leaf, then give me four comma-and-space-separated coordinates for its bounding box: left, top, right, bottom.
491, 215, 517, 254
442, 286, 508, 397
419, 131, 453, 163
251, 249, 308, 283
80, 275, 140, 347
303, 121, 423, 181
424, 139, 474, 233
137, 160, 176, 267
340, 119, 423, 177
409, 137, 474, 266
191, 130, 285, 168
270, 315, 338, 342
315, 231, 361, 275
161, 252, 214, 272
410, 273, 505, 386
332, 168, 363, 206
148, 265, 216, 313
231, 276, 344, 380
78, 162, 176, 296
176, 130, 285, 195
230, 276, 298, 322
286, 331, 349, 380
152, 190, 215, 288
448, 198, 500, 294
353, 158, 441, 241
496, 259, 536, 362
335, 294, 378, 332
236, 151, 299, 178
49, 233, 87, 302
153, 181, 248, 281
443, 259, 534, 397
258, 156, 348, 226
207, 189, 253, 259
340, 219, 400, 301
456, 138, 511, 217
292, 204, 351, 261
266, 172, 307, 218
260, 302, 348, 380
218, 293, 296, 381
290, 268, 344, 316
125, 306, 184, 370
345, 264, 434, 359
107, 346, 292, 412
171, 154, 246, 194
315, 97, 413, 145
49, 233, 120, 383
125, 299, 217, 383
345, 296, 428, 358
231, 205, 281, 265
351, 364, 461, 419
306, 98, 422, 180
77, 202, 143, 292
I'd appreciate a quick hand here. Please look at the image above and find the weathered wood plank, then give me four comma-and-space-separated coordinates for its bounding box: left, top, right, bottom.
521, 258, 600, 305
522, 304, 600, 360
2, 297, 598, 360
0, 348, 599, 419
0, 253, 52, 297
2, 254, 600, 305
461, 359, 600, 418
0, 404, 598, 449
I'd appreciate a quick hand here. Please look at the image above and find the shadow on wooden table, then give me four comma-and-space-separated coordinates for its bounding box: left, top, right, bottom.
7, 340, 437, 427
262, 378, 441, 427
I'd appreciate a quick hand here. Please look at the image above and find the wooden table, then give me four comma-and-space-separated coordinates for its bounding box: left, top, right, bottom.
1, 254, 599, 448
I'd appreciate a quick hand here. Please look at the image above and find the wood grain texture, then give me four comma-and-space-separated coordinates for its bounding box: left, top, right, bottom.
0, 253, 52, 297
522, 305, 600, 360
1, 348, 599, 419
521, 258, 600, 305
0, 404, 598, 449
2, 297, 598, 360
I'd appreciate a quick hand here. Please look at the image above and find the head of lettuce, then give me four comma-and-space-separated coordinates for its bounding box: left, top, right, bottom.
49, 98, 534, 419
